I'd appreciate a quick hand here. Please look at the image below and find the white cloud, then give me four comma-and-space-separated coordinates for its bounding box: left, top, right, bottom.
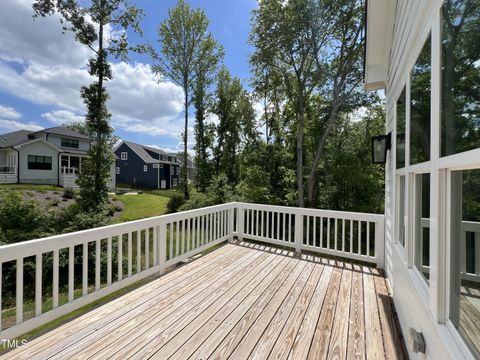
0, 0, 185, 140
42, 110, 84, 125
0, 105, 21, 120
0, 119, 42, 132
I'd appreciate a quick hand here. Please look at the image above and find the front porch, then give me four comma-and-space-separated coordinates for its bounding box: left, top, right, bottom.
0, 203, 405, 359
0, 149, 17, 184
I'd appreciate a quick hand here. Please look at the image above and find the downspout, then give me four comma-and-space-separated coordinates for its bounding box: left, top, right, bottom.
57, 152, 61, 187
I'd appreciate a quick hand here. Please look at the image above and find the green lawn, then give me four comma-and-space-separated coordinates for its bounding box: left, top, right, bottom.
112, 193, 170, 223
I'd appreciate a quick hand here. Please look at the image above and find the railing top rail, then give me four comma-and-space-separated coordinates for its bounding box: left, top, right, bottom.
233, 202, 384, 222
0, 202, 236, 262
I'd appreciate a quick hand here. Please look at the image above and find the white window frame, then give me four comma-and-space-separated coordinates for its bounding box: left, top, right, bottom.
116, 167, 120, 175
143, 165, 148, 172
121, 152, 128, 160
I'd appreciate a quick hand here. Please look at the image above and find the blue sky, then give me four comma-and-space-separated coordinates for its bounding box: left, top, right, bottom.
0, 0, 258, 153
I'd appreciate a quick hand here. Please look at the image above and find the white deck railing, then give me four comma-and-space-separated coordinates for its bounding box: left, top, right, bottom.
0, 165, 16, 174
0, 202, 384, 339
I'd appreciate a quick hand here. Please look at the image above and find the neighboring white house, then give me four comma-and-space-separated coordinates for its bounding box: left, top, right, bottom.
0, 126, 116, 190
366, 0, 480, 359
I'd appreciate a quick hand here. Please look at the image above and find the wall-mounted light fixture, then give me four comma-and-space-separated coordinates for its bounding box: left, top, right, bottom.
371, 132, 392, 164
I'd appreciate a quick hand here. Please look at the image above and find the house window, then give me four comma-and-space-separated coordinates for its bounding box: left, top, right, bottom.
441, 1, 480, 157
121, 152, 128, 160
410, 34, 431, 165
153, 164, 163, 169
449, 168, 480, 357
28, 155, 52, 170
172, 178, 178, 186
116, 167, 120, 175
61, 137, 79, 149
414, 173, 430, 283
144, 165, 148, 172
396, 88, 406, 169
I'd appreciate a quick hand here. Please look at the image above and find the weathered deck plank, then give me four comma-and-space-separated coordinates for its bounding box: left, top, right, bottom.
1, 243, 405, 360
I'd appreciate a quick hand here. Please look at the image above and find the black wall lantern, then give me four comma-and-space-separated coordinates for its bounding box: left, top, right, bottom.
371, 132, 391, 165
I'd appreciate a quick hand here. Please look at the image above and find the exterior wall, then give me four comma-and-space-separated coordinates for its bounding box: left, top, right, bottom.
385, 1, 475, 359
115, 144, 180, 189
18, 141, 59, 185
47, 134, 90, 152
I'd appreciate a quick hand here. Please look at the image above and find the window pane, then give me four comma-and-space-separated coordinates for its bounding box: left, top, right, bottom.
396, 88, 406, 169
450, 168, 480, 358
414, 173, 430, 283
410, 35, 431, 165
442, 1, 480, 156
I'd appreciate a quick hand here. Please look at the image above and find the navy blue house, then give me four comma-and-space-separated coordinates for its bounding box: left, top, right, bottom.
115, 141, 180, 189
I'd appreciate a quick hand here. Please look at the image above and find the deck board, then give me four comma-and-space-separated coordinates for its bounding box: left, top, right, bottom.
2, 243, 405, 360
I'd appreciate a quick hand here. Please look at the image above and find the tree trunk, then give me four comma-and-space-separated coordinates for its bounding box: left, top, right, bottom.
184, 89, 190, 200
307, 101, 340, 207
95, 8, 104, 208
296, 89, 305, 208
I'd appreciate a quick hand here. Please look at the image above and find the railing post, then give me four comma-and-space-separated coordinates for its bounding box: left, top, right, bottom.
238, 205, 245, 241
294, 212, 303, 255
228, 205, 235, 241
375, 218, 385, 269
159, 221, 167, 275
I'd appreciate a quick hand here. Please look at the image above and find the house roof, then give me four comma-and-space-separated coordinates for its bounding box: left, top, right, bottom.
31, 126, 92, 141
0, 130, 33, 148
364, 0, 395, 91
171, 152, 195, 168
121, 141, 178, 165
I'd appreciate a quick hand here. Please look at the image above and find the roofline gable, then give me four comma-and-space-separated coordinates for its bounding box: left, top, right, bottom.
13, 138, 61, 152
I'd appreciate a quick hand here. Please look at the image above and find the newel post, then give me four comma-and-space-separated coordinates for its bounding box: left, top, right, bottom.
294, 211, 303, 255
158, 220, 167, 275
238, 204, 245, 241
375, 217, 385, 269
228, 205, 235, 240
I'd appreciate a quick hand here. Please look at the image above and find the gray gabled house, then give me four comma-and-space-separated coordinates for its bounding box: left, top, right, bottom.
115, 141, 180, 189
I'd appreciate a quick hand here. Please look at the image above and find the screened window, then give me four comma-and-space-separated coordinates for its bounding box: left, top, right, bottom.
61, 137, 79, 149
396, 88, 406, 169
441, 1, 480, 156
28, 155, 52, 170
449, 168, 480, 358
410, 35, 431, 165
414, 173, 430, 283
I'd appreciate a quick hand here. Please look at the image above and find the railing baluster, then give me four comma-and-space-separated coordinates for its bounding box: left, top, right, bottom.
107, 237, 112, 285
95, 240, 101, 290
182, 219, 186, 254
350, 220, 354, 253
53, 249, 59, 309
153, 226, 158, 267
145, 229, 149, 270
210, 213, 213, 243
137, 230, 141, 273
289, 213, 293, 243
320, 217, 323, 248
118, 234, 123, 280
367, 222, 371, 257
68, 246, 74, 302
334, 218, 338, 250
169, 223, 173, 260
282, 213, 286, 242
358, 221, 362, 255
176, 221, 180, 257
327, 218, 331, 249
128, 232, 132, 277
342, 219, 346, 252
83, 243, 88, 296
16, 258, 23, 325
476, 232, 480, 276
313, 216, 316, 247
306, 215, 310, 246
35, 254, 42, 316
159, 222, 167, 275
187, 218, 191, 253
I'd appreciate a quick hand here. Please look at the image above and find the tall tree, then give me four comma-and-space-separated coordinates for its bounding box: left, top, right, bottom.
153, 0, 219, 199
33, 0, 144, 212
250, 0, 319, 207
213, 67, 258, 186
193, 37, 223, 193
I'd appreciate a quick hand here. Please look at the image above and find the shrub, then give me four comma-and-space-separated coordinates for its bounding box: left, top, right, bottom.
167, 193, 185, 213
178, 193, 213, 211
63, 187, 75, 199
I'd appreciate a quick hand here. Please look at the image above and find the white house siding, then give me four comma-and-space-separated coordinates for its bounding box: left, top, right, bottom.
47, 134, 91, 152
385, 1, 475, 359
18, 141, 59, 185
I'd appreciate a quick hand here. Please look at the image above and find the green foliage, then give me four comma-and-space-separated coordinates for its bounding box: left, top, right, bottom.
62, 187, 75, 199
178, 192, 213, 211
167, 193, 186, 213
206, 174, 236, 204
153, 0, 222, 199
33, 0, 145, 213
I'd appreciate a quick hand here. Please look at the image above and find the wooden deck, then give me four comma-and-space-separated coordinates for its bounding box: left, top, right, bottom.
3, 242, 405, 360
460, 285, 480, 356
